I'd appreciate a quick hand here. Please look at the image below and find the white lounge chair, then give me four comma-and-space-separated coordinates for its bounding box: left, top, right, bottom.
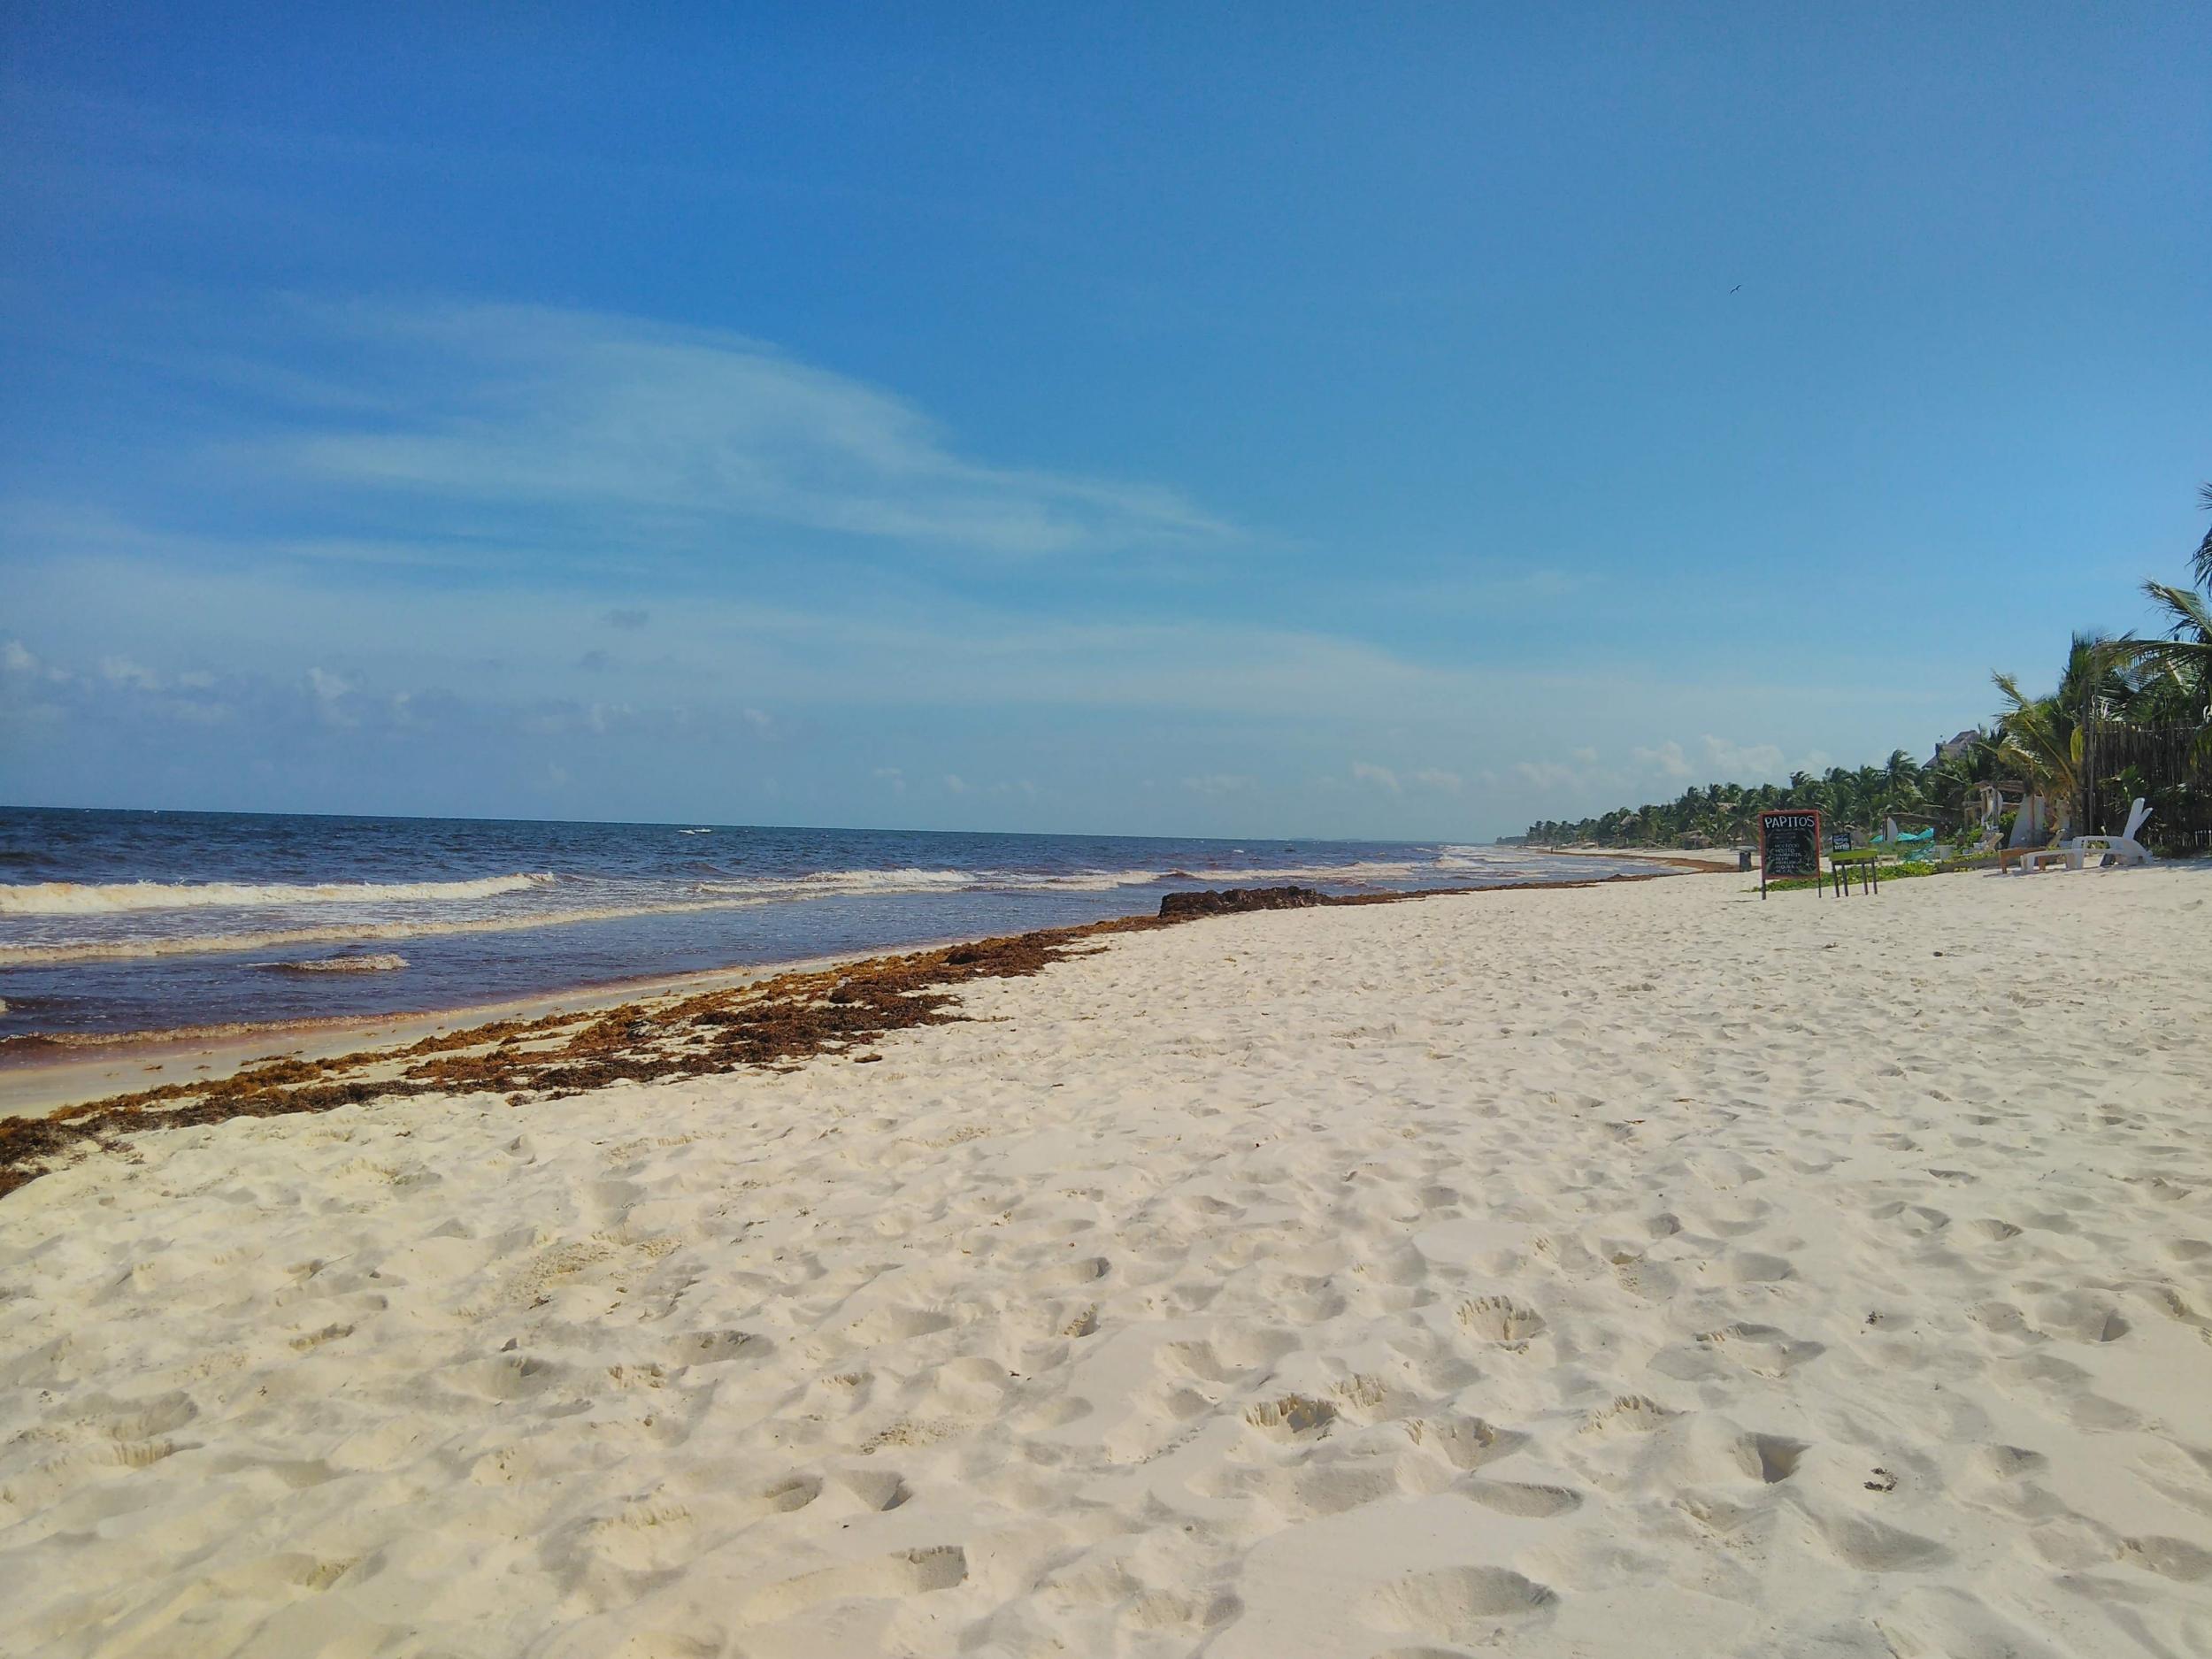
2014, 798, 2153, 873
2062, 797, 2154, 870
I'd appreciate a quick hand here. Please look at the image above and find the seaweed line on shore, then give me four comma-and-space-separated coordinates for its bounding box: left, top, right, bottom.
0, 872, 1687, 1198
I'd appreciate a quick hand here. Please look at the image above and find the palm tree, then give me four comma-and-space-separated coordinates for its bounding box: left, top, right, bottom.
2100, 485, 2212, 749
1881, 749, 1924, 813
1992, 674, 2076, 836
1992, 633, 2128, 836
1920, 732, 1995, 835
2123, 494, 2211, 723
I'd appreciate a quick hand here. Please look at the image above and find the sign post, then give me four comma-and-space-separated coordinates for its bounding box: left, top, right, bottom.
1757, 810, 1822, 898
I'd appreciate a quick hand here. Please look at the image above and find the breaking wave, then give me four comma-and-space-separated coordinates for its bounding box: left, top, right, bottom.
0, 895, 771, 966
686, 856, 1528, 903
0, 872, 555, 917
721, 866, 1180, 898
255, 953, 411, 974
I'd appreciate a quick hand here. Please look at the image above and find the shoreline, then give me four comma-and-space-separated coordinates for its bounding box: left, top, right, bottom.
0, 871, 1691, 1187
0, 865, 1718, 1120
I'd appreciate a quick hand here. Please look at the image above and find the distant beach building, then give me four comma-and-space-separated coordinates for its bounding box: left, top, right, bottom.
1932, 728, 1982, 767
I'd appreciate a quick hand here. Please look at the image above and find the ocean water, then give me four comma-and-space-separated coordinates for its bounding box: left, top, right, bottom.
0, 807, 1650, 1041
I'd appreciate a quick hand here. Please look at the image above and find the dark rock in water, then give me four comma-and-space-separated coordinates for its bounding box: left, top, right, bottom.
1158, 886, 1327, 920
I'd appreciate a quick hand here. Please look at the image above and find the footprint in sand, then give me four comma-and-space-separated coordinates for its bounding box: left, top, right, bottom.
1408, 1416, 1526, 1471
579, 1495, 701, 1571
1870, 1202, 1950, 1236
1803, 1507, 1949, 1572
1694, 1322, 1825, 1378
832, 1468, 912, 1511
2142, 1285, 2212, 1339
2026, 1293, 2131, 1345
1609, 1255, 1679, 1300
665, 1328, 769, 1365
1713, 1250, 1794, 1285
202, 1552, 360, 1597
750, 1473, 824, 1515
1462, 1479, 1582, 1517
1578, 1394, 1678, 1435
1243, 1393, 1338, 1440
844, 1304, 956, 1345
1032, 1255, 1112, 1289
1156, 1339, 1243, 1383
1455, 1295, 1546, 1344
1870, 1586, 2066, 1659
740, 1544, 967, 1624
1225, 1455, 1425, 1519
1636, 1417, 1806, 1486
2124, 1534, 2212, 1582
1363, 1565, 1557, 1636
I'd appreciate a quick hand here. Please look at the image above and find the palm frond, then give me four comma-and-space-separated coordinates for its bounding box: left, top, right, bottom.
2197, 481, 2212, 592
2145, 579, 2212, 644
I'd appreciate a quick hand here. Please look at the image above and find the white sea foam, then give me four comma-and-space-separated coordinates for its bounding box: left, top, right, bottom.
1018, 868, 1173, 892
699, 866, 1172, 901
695, 861, 1488, 902
0, 896, 770, 966
256, 953, 411, 974
0, 872, 555, 917
1153, 858, 1429, 886
793, 866, 978, 894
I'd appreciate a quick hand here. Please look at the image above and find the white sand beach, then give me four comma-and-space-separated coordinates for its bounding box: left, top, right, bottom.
3, 867, 2209, 1657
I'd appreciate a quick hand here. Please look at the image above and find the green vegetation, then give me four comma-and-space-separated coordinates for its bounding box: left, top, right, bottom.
1527, 488, 2212, 856
1520, 747, 2010, 852
1761, 860, 1941, 893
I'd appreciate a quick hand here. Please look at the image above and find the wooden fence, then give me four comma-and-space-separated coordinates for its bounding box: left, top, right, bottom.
2078, 717, 2212, 848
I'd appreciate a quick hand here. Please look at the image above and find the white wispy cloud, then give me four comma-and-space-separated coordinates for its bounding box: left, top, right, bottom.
1632, 740, 1694, 780
307, 665, 360, 726
269, 302, 1238, 559
1699, 734, 1786, 780
100, 656, 161, 691
1514, 758, 1593, 791
1630, 734, 1788, 784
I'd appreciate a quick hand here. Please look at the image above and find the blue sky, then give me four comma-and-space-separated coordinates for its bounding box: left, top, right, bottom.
4, 4, 2207, 838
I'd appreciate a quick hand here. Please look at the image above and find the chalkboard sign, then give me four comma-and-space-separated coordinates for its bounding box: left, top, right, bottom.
1830, 831, 1853, 853
1759, 810, 1823, 896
